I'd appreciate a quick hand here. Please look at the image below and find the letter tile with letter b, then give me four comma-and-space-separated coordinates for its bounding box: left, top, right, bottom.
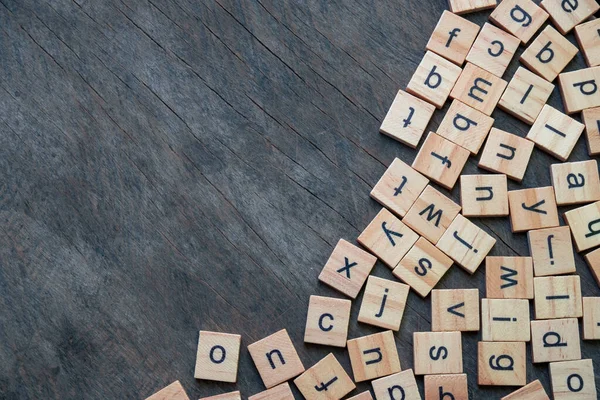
528, 226, 576, 277
534, 276, 583, 319
431, 288, 480, 332
437, 100, 495, 155
466, 22, 520, 77
199, 392, 241, 400
541, 0, 599, 35
520, 26, 579, 82
501, 380, 550, 400
146, 381, 190, 400
481, 299, 531, 342
486, 256, 534, 299
478, 341, 527, 386
407, 51, 463, 109
583, 297, 600, 340
582, 107, 600, 156
248, 383, 294, 400
424, 374, 468, 400
575, 19, 600, 68
358, 276, 409, 331
448, 0, 497, 14
564, 200, 600, 251
414, 331, 463, 375
450, 63, 508, 116
531, 319, 581, 363
380, 90, 436, 148
490, 0, 549, 44
347, 330, 401, 382
499, 67, 555, 125
558, 66, 600, 114
508, 187, 559, 233
371, 369, 421, 400
526, 104, 584, 161
426, 10, 480, 65
194, 331, 241, 383
550, 359, 597, 400
460, 174, 509, 217
478, 128, 535, 182
304, 295, 352, 347
293, 353, 355, 400
551, 160, 600, 206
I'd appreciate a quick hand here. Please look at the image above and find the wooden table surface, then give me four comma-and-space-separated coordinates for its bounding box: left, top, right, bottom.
1, 0, 599, 398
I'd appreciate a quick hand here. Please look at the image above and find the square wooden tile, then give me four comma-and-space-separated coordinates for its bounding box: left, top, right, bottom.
425, 374, 468, 400
575, 19, 600, 67
372, 369, 421, 400
450, 63, 508, 115
412, 132, 470, 190
563, 201, 600, 251
448, 0, 497, 14
431, 288, 480, 332
318, 239, 377, 298
541, 0, 599, 34
490, 0, 549, 44
436, 214, 496, 274
407, 51, 463, 109
534, 276, 583, 319
194, 331, 241, 382
550, 359, 597, 399
558, 66, 600, 114
551, 160, 600, 205
380, 90, 436, 148
403, 185, 462, 244
526, 104, 584, 161
508, 186, 559, 233
486, 256, 534, 299
582, 107, 600, 156
520, 26, 579, 82
294, 353, 355, 400
146, 381, 190, 400
478, 127, 535, 182
426, 10, 480, 65
358, 276, 409, 331
437, 100, 494, 155
584, 247, 600, 288
393, 237, 454, 298
478, 341, 527, 386
582, 297, 600, 340
199, 392, 241, 400
528, 226, 576, 276
304, 295, 352, 347
531, 318, 581, 363
466, 23, 520, 77
358, 208, 419, 268
501, 380, 550, 400
346, 391, 373, 400
248, 383, 294, 400
347, 330, 401, 382
499, 66, 555, 124
460, 174, 509, 217
414, 331, 463, 375
247, 329, 305, 388
481, 299, 531, 342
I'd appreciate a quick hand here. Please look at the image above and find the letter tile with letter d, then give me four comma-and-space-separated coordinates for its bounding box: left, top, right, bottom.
371, 369, 421, 400
550, 359, 597, 400
414, 331, 463, 375
490, 0, 548, 44
304, 295, 351, 347
551, 160, 600, 206
194, 331, 241, 383
407, 51, 463, 109
248, 383, 294, 400
508, 187, 559, 233
424, 374, 468, 400
531, 318, 581, 363
501, 380, 550, 400
450, 63, 508, 116
564, 200, 600, 251
293, 353, 355, 400
478, 341, 526, 386
437, 100, 495, 155
460, 174, 508, 217
520, 26, 579, 82
347, 330, 401, 382
558, 66, 600, 113
358, 276, 409, 331
526, 104, 584, 161
478, 128, 535, 182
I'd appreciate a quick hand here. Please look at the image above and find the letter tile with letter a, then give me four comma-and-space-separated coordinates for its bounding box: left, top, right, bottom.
346, 392, 373, 400
372, 369, 421, 400
563, 200, 600, 251
414, 331, 463, 375
248, 383, 294, 400
486, 256, 534, 299
466, 23, 520, 77
194, 331, 242, 383
558, 66, 600, 113
199, 392, 241, 400
293, 353, 355, 400
460, 174, 509, 217
437, 100, 495, 154
478, 128, 534, 182
550, 359, 597, 400
448, 0, 497, 14
528, 226, 576, 276
575, 19, 600, 67
490, 0, 549, 44
247, 329, 305, 388
450, 63, 508, 115
508, 187, 559, 233
481, 299, 531, 342
584, 247, 600, 288
531, 318, 581, 363
358, 276, 409, 331
431, 288, 480, 332
541, 0, 599, 34
426, 10, 480, 65
380, 90, 436, 148
582, 107, 600, 155
501, 380, 550, 400
583, 297, 600, 340
146, 381, 190, 400
534, 276, 583, 319
407, 51, 463, 109
424, 374, 468, 400
304, 295, 352, 347
551, 160, 600, 206
499, 67, 555, 125
526, 104, 584, 161
478, 341, 527, 386
520, 26, 579, 82
347, 330, 401, 382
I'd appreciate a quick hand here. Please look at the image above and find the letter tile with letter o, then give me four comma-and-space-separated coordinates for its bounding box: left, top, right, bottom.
550, 359, 597, 400
194, 331, 242, 383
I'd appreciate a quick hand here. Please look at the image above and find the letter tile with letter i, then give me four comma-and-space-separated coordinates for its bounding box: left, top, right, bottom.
460, 174, 509, 217
531, 318, 581, 363
490, 0, 549, 44
520, 26, 579, 82
450, 63, 508, 116
199, 392, 241, 400
371, 369, 421, 400
481, 299, 531, 342
466, 22, 520, 77
358, 276, 409, 331
407, 51, 463, 109
437, 100, 495, 155
304, 295, 351, 347
426, 10, 480, 65
582, 107, 600, 155
448, 0, 497, 14
425, 374, 468, 400
526, 105, 584, 161
575, 19, 600, 68
293, 353, 355, 400
485, 256, 534, 299
528, 226, 576, 276
499, 67, 554, 125
478, 341, 527, 386
413, 331, 463, 375
541, 0, 599, 35
248, 383, 294, 400
558, 66, 600, 114
550, 359, 597, 400
347, 330, 401, 382
501, 380, 550, 400
551, 160, 600, 206
194, 331, 241, 383
145, 381, 190, 400
583, 297, 600, 340
563, 200, 600, 251
478, 128, 534, 182
534, 276, 583, 319
431, 288, 480, 332
380, 90, 436, 148
508, 187, 559, 233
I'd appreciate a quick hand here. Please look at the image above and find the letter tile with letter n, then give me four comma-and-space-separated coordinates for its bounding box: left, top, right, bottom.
448, 0, 497, 14
501, 380, 550, 400
450, 63, 508, 116
584, 247, 600, 288
526, 105, 584, 161
558, 66, 600, 114
541, 0, 600, 35
407, 51, 463, 109
145, 381, 190, 400
531, 318, 581, 363
424, 374, 468, 400
372, 369, 421, 400
551, 160, 600, 206
499, 67, 555, 125
582, 107, 600, 156
583, 297, 600, 340
478, 128, 534, 182
478, 341, 527, 386
380, 90, 436, 148
304, 295, 351, 347
528, 226, 576, 276
486, 256, 534, 299
248, 383, 294, 400
437, 100, 495, 155
199, 392, 241, 400
490, 0, 549, 44
414, 331, 463, 375
508, 187, 559, 233
550, 359, 597, 400
194, 331, 242, 382
460, 174, 509, 217
534, 276, 583, 319
481, 299, 531, 342
563, 200, 600, 251
346, 392, 373, 400
358, 276, 409, 331
293, 353, 355, 400
347, 330, 401, 382
520, 26, 579, 82
431, 288, 480, 332
575, 19, 600, 68
318, 239, 377, 298
426, 10, 480, 66
436, 214, 496, 274
247, 329, 305, 388
466, 23, 520, 77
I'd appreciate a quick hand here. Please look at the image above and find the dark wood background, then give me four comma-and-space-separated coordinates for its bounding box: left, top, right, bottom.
0, 0, 598, 398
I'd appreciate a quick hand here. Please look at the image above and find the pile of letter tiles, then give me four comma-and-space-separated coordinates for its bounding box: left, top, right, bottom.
147, 1, 600, 399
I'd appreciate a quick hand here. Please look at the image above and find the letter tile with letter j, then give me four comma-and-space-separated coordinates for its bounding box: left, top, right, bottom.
478, 341, 526, 386
347, 330, 401, 382
358, 276, 409, 331
194, 331, 241, 383
293, 353, 355, 400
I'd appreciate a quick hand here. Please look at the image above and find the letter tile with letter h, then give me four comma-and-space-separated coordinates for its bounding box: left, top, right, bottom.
478, 128, 535, 182
347, 330, 401, 382
304, 295, 351, 347
478, 341, 527, 386
293, 353, 355, 400
194, 331, 242, 383
407, 51, 463, 109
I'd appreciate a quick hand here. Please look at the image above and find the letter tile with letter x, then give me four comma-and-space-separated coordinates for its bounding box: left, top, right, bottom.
490, 0, 549, 44
248, 383, 295, 400
541, 0, 599, 34
499, 67, 554, 125
508, 186, 559, 233
371, 369, 420, 400
293, 353, 355, 400
528, 226, 576, 276
380, 90, 436, 148
199, 392, 241, 400
194, 331, 241, 382
526, 105, 584, 161
531, 318, 581, 363
501, 380, 550, 400
466, 22, 520, 77
146, 381, 190, 400
450, 63, 508, 116
460, 174, 509, 217
431, 288, 480, 332
425, 374, 468, 400
478, 128, 535, 182
304, 295, 351, 347
481, 299, 531, 342
551, 160, 600, 206
575, 19, 600, 68
358, 276, 409, 331
478, 341, 526, 386
407, 51, 462, 108
437, 100, 495, 155
564, 200, 600, 251
486, 256, 534, 299
426, 10, 480, 65
550, 359, 597, 400
534, 276, 582, 319
347, 330, 401, 382
558, 66, 600, 113
520, 26, 579, 82
413, 331, 463, 375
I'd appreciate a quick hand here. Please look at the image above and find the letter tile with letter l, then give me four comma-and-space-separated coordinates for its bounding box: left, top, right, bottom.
371, 369, 421, 400
426, 10, 480, 65
248, 383, 295, 400
550, 359, 597, 400
358, 276, 409, 331
380, 90, 436, 148
499, 67, 555, 125
304, 295, 351, 347
485, 256, 534, 299
437, 100, 495, 154
431, 288, 480, 332
481, 299, 531, 342
347, 330, 401, 382
564, 200, 600, 251
531, 318, 581, 363
501, 380, 550, 400
520, 26, 579, 82
466, 22, 520, 77
508, 186, 559, 233
584, 247, 600, 288
145, 381, 190, 400
534, 276, 583, 319
346, 391, 373, 400
478, 128, 535, 182
478, 341, 527, 386
407, 51, 463, 109
448, 0, 498, 14
199, 392, 241, 400
583, 297, 600, 340
528, 226, 576, 276
450, 63, 508, 115
424, 374, 468, 400
575, 19, 600, 67
293, 353, 355, 400
526, 104, 584, 161
541, 0, 600, 34
413, 331, 463, 375
194, 331, 242, 383
582, 106, 600, 156
558, 66, 600, 113
247, 329, 305, 388
551, 160, 600, 205
490, 0, 549, 44
460, 174, 509, 217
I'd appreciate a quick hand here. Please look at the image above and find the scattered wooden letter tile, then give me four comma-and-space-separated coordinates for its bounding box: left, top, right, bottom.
424, 374, 468, 400
558, 66, 600, 114
431, 288, 480, 332
582, 107, 600, 156
563, 200, 600, 251
534, 276, 583, 319
318, 239, 377, 298
486, 256, 534, 299
411, 132, 470, 190
448, 0, 497, 14
247, 329, 305, 388
436, 100, 494, 154
146, 381, 190, 400
501, 380, 550, 400
481, 299, 531, 342
371, 369, 421, 400
551, 160, 600, 205
466, 23, 520, 77
520, 26, 579, 82
478, 341, 527, 386
490, 0, 549, 44
346, 391, 373, 400
499, 67, 555, 125
248, 383, 294, 400
358, 276, 409, 331
436, 214, 496, 274
358, 208, 419, 268
393, 237, 454, 298
550, 359, 597, 399
407, 51, 463, 109
526, 104, 584, 161
199, 392, 241, 400
582, 297, 600, 340
414, 331, 463, 375
304, 295, 352, 347
541, 0, 600, 34
450, 63, 508, 115
194, 331, 241, 382
508, 186, 560, 233
478, 127, 535, 182
531, 318, 581, 363
575, 19, 600, 67
426, 10, 480, 65
528, 226, 576, 276
347, 330, 401, 382
370, 158, 429, 218
584, 247, 600, 288
380, 90, 436, 148
294, 353, 355, 400
460, 174, 509, 217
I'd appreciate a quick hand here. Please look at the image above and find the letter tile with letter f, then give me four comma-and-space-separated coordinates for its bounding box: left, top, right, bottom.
478, 341, 526, 386
194, 331, 242, 383
294, 353, 355, 400
347, 330, 401, 382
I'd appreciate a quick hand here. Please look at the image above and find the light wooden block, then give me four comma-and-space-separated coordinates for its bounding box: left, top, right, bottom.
371, 158, 429, 218
407, 51, 463, 109
490, 0, 549, 44
358, 276, 409, 331
558, 66, 600, 114
358, 208, 419, 268
541, 0, 600, 34
194, 331, 241, 383
424, 374, 468, 400
294, 353, 355, 400
481, 299, 531, 342
486, 256, 534, 299
528, 226, 576, 276
248, 383, 294, 400
437, 100, 494, 155
372, 369, 421, 400
436, 214, 496, 274
508, 186, 559, 233
318, 239, 377, 299
520, 26, 579, 82
426, 10, 480, 65
499, 66, 555, 124
431, 288, 480, 332
448, 0, 497, 14
551, 160, 600, 205
466, 23, 520, 77
247, 329, 305, 388
414, 331, 463, 375
411, 132, 470, 190
347, 330, 401, 382
460, 174, 509, 217
346, 391, 373, 400
550, 359, 597, 399
526, 104, 584, 161
575, 19, 600, 67
531, 318, 581, 363
582, 107, 600, 155
146, 381, 190, 400
582, 297, 600, 340
563, 200, 600, 251
450, 63, 508, 115
199, 392, 241, 400
304, 295, 352, 347
478, 341, 527, 386
534, 276, 583, 319
393, 237, 454, 298
584, 247, 600, 288
403, 185, 462, 244
380, 90, 436, 148
478, 127, 535, 182
501, 380, 550, 400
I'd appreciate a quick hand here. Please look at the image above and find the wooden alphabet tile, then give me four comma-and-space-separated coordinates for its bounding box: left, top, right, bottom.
437, 100, 495, 155
520, 26, 579, 82
448, 0, 497, 14
478, 127, 535, 182
550, 359, 597, 400
426, 10, 480, 65
558, 66, 600, 114
584, 247, 600, 288
490, 0, 549, 44
531, 318, 581, 363
293, 353, 355, 400
508, 186, 560, 233
582, 297, 600, 340
194, 331, 241, 383
478, 341, 527, 386
486, 256, 534, 299
499, 66, 555, 125
575, 19, 600, 67
371, 369, 421, 400
358, 276, 409, 331
248, 383, 295, 400
347, 330, 401, 382
199, 392, 241, 400
501, 380, 550, 400
380, 90, 436, 148
450, 63, 508, 115
424, 374, 468, 400
407, 51, 463, 109
304, 295, 352, 347
526, 104, 584, 161
481, 299, 531, 342
466, 23, 520, 77
541, 0, 600, 35
582, 107, 600, 156
346, 392, 373, 400
436, 214, 496, 274
528, 226, 576, 276
431, 288, 480, 332
534, 276, 583, 319
146, 381, 190, 400
460, 174, 509, 217
414, 331, 463, 375
563, 200, 600, 251
551, 160, 600, 205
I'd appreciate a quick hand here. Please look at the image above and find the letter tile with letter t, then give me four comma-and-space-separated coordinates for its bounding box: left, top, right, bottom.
534, 276, 583, 319
499, 67, 555, 125
478, 341, 527, 386
413, 331, 463, 375
551, 160, 600, 206
528, 226, 576, 276
466, 22, 520, 77
550, 359, 597, 400
248, 383, 295, 400
431, 288, 480, 332
460, 174, 509, 217
437, 100, 495, 155
145, 381, 190, 400
481, 299, 531, 342
575, 19, 600, 68
582, 106, 600, 156
531, 318, 581, 363
425, 374, 468, 400
508, 186, 559, 233
563, 200, 600, 251
407, 51, 463, 109
426, 10, 480, 66
194, 331, 242, 383
293, 353, 355, 400
371, 369, 421, 400
478, 128, 535, 182
583, 297, 600, 340
199, 392, 241, 400
501, 380, 550, 400
450, 63, 508, 116
380, 90, 436, 148
304, 295, 351, 347
347, 330, 401, 382
448, 0, 497, 14
541, 0, 599, 35
490, 0, 549, 44
485, 256, 534, 299
526, 105, 584, 161
520, 26, 579, 82
358, 276, 409, 331
558, 66, 600, 114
